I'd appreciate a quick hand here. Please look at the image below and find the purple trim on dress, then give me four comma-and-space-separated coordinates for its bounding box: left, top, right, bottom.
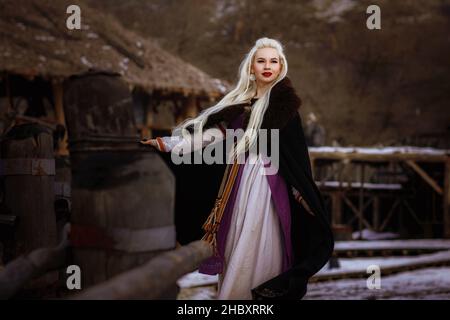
198, 113, 293, 275
265, 173, 293, 272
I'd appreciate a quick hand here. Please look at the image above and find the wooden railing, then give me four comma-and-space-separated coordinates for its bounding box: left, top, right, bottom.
0, 224, 212, 300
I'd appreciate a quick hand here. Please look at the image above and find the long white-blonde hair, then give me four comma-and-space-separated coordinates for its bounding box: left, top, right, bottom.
173, 37, 288, 160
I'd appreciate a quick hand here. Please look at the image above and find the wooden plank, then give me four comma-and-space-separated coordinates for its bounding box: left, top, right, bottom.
405, 160, 443, 195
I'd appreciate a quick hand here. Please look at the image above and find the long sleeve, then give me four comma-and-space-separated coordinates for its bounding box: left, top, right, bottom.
155, 121, 227, 154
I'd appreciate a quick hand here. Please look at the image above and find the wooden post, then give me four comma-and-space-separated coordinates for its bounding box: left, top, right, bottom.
52, 79, 69, 156
175, 95, 197, 124
331, 192, 342, 225
141, 95, 154, 139
358, 163, 366, 238
184, 95, 198, 119
372, 196, 380, 231
444, 157, 450, 238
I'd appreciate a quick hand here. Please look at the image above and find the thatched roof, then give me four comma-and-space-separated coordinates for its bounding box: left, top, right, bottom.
0, 0, 229, 97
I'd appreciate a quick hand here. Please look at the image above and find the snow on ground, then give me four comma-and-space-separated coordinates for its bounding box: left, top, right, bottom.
177, 270, 218, 289
176, 240, 450, 300
177, 253, 450, 300
178, 266, 450, 300
318, 181, 403, 191
318, 256, 421, 274
335, 239, 450, 251
177, 271, 218, 300
305, 267, 450, 300
351, 229, 399, 240
316, 250, 450, 280
177, 285, 217, 300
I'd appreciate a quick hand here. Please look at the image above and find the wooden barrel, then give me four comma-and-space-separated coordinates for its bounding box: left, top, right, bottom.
0, 124, 57, 258
63, 71, 176, 296
0, 123, 58, 289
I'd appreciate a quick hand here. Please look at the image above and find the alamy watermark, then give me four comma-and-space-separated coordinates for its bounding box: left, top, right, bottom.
167, 127, 280, 175
366, 264, 381, 290
66, 5, 81, 30
366, 5, 381, 30
66, 265, 81, 290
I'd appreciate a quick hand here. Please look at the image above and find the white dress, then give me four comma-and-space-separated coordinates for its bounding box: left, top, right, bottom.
217, 155, 284, 299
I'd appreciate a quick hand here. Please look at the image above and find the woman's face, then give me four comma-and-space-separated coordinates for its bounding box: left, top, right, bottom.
251, 47, 282, 85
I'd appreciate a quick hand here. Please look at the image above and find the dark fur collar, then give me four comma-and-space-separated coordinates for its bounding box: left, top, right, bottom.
204, 76, 302, 130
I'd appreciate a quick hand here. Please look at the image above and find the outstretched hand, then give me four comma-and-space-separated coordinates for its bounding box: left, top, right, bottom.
140, 138, 159, 149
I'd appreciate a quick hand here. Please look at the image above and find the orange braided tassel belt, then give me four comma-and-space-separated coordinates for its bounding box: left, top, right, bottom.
201, 160, 240, 253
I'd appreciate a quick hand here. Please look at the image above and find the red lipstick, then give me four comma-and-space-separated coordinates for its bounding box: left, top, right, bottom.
262, 72, 272, 77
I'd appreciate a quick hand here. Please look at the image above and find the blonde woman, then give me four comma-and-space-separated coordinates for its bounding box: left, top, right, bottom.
141, 37, 334, 300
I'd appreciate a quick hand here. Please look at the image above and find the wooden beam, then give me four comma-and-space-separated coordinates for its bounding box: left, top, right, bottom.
380, 199, 401, 232
8, 114, 58, 130
0, 224, 69, 299
405, 160, 443, 195
342, 196, 372, 230
309, 151, 448, 163
70, 240, 212, 300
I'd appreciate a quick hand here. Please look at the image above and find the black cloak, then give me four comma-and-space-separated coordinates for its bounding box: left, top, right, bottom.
159, 77, 334, 300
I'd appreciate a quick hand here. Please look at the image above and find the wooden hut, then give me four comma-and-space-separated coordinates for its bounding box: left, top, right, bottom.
0, 0, 229, 156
